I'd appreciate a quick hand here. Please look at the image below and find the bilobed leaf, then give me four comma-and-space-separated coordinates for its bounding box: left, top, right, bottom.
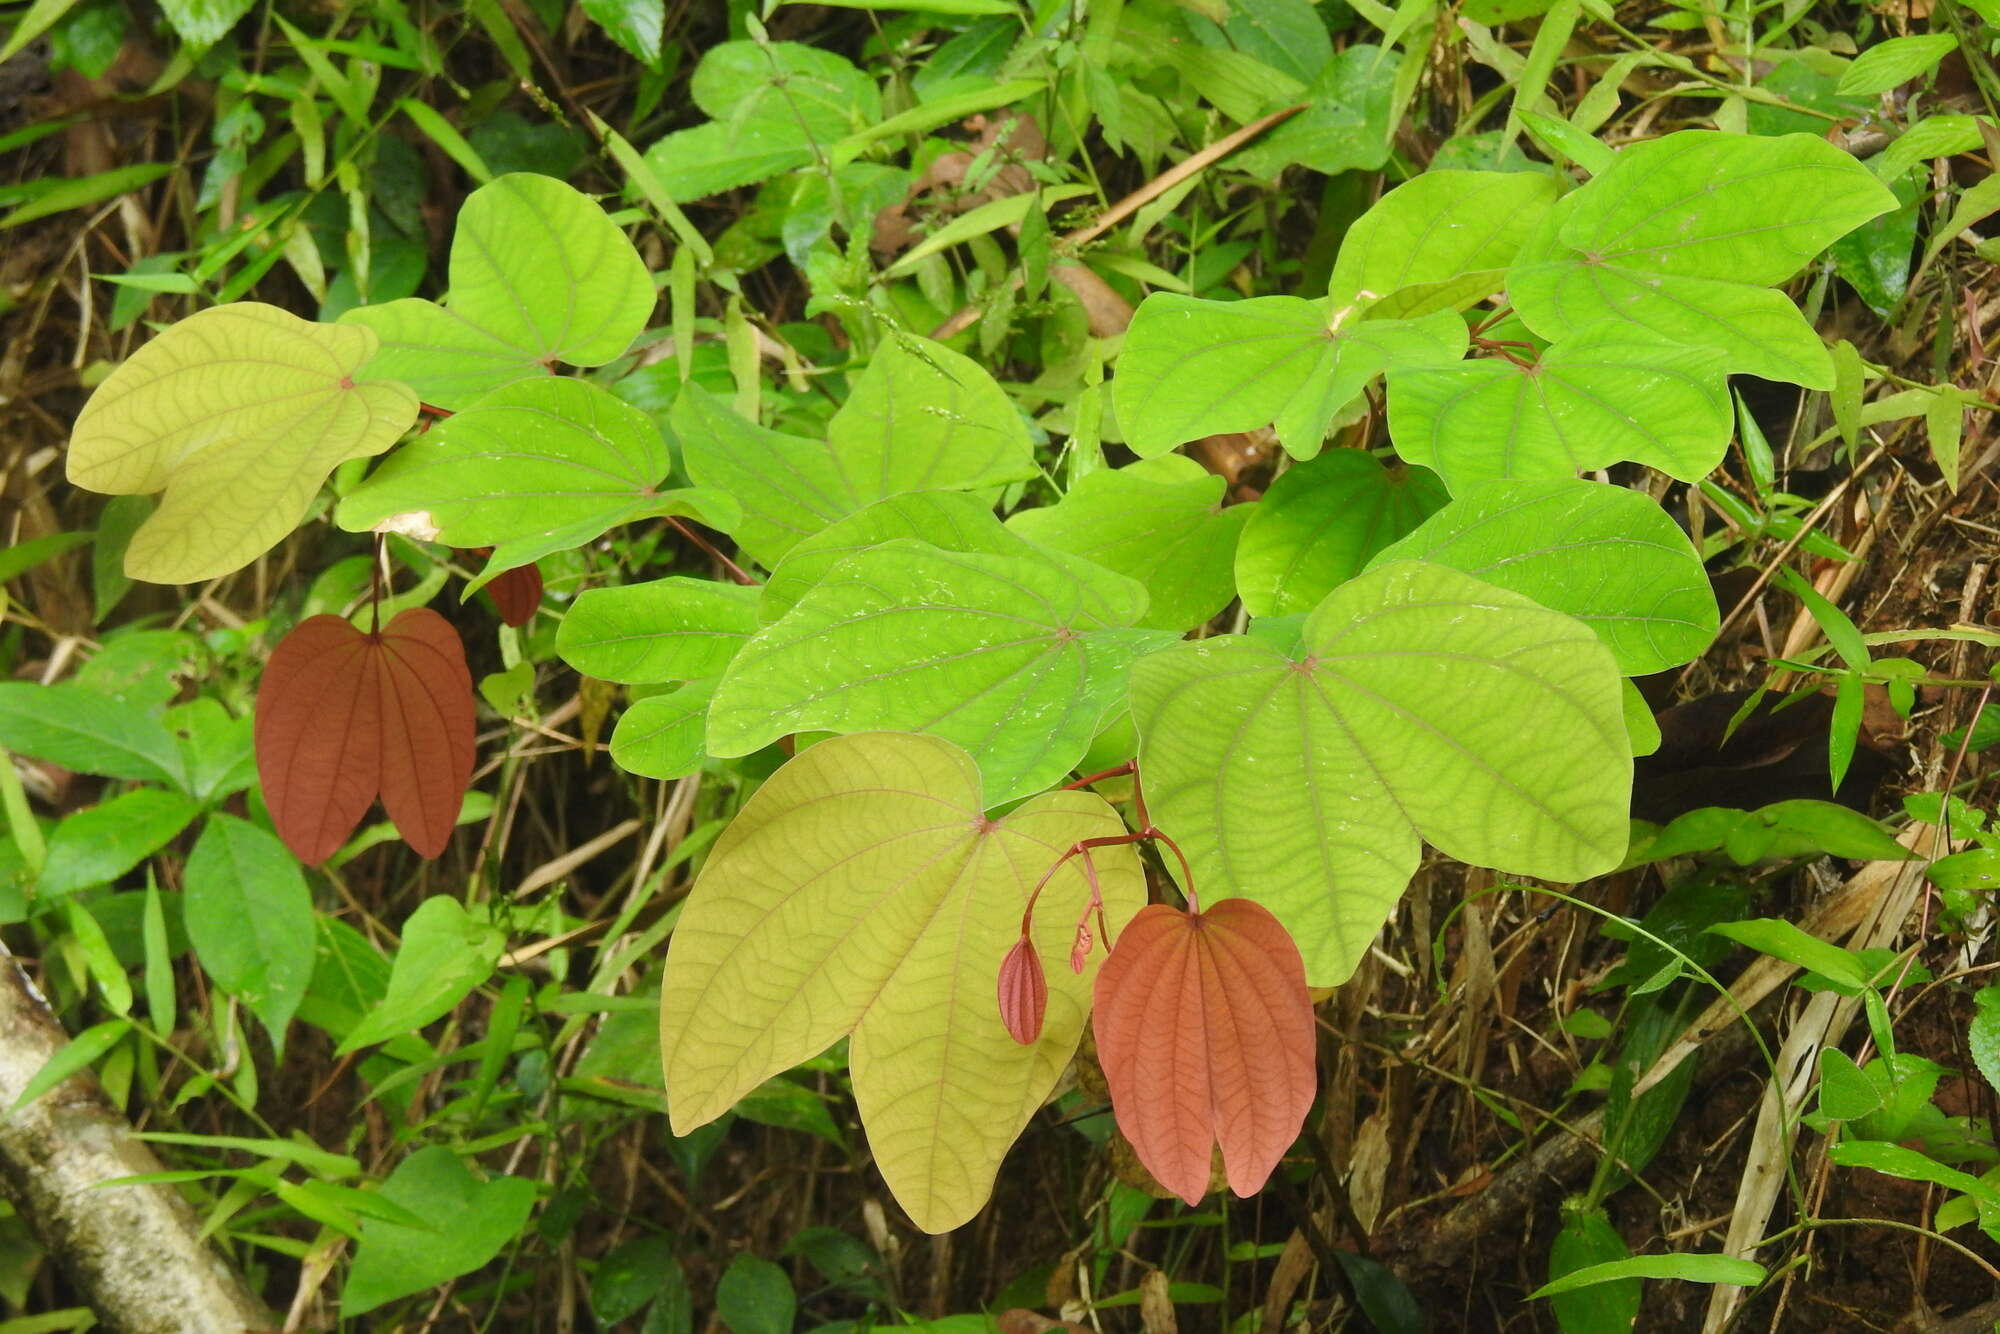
0, 682, 184, 786
1370, 479, 1717, 674
65, 303, 418, 583
484, 560, 543, 627
1115, 295, 1467, 459
1131, 561, 1629, 986
1329, 169, 1561, 317
255, 609, 476, 865
760, 492, 1022, 620
1508, 132, 1896, 388
342, 174, 654, 408
662, 732, 1146, 1232
337, 378, 673, 550
1006, 456, 1250, 630
37, 788, 200, 899
1092, 898, 1316, 1205
1233, 450, 1447, 618
337, 896, 505, 1054
608, 680, 716, 780
707, 540, 1179, 805
184, 814, 316, 1049
342, 1146, 537, 1316
1386, 324, 1731, 485
557, 579, 760, 683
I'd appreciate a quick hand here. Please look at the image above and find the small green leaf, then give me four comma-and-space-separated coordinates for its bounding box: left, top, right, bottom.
1529, 1253, 1764, 1298
1818, 1047, 1884, 1120
11, 1018, 131, 1111
1548, 1206, 1639, 1334
37, 788, 199, 899
342, 1146, 537, 1316
1837, 33, 1958, 96
609, 681, 716, 780
580, 0, 664, 67
337, 897, 505, 1055
716, 1255, 795, 1334
1927, 392, 1964, 493
184, 814, 316, 1050
557, 580, 760, 683
1971, 986, 2000, 1098
1233, 450, 1447, 618
1708, 918, 1870, 991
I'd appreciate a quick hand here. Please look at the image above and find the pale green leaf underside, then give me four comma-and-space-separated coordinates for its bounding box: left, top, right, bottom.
661, 732, 1144, 1232
1370, 478, 1718, 675
609, 680, 716, 780
1329, 169, 1560, 315
335, 377, 671, 547
1385, 324, 1731, 485
66, 302, 417, 583
1006, 455, 1250, 631
1131, 560, 1630, 986
557, 578, 760, 683
760, 492, 1024, 621
1113, 294, 1468, 459
1233, 450, 1447, 618
342, 173, 653, 409
708, 540, 1177, 804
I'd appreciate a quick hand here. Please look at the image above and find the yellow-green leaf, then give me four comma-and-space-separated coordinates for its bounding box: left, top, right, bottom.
661, 732, 1144, 1232
66, 303, 418, 584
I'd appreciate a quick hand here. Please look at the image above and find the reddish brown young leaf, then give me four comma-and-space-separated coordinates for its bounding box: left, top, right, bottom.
255, 609, 476, 865
485, 561, 543, 627
998, 935, 1047, 1045
1091, 899, 1317, 1206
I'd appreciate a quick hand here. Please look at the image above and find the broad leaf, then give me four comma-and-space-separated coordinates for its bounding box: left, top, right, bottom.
37, 788, 200, 899
255, 609, 476, 865
1114, 295, 1467, 459
661, 732, 1145, 1232
1370, 479, 1718, 675
760, 491, 1022, 620
1131, 560, 1630, 986
1092, 898, 1316, 1205
0, 682, 184, 786
184, 814, 316, 1048
65, 302, 418, 583
1006, 456, 1250, 631
557, 579, 760, 683
1329, 169, 1560, 318
338, 897, 505, 1054
707, 540, 1178, 805
1385, 324, 1731, 485
673, 389, 851, 566
342, 174, 654, 408
343, 1146, 537, 1316
1227, 44, 1394, 180
1507, 132, 1896, 387
609, 681, 716, 780
1233, 450, 1447, 618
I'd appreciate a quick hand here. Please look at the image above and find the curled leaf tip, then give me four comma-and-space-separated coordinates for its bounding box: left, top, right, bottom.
998, 935, 1047, 1045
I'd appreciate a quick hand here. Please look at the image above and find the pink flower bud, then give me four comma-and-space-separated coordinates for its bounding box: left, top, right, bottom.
998, 935, 1047, 1045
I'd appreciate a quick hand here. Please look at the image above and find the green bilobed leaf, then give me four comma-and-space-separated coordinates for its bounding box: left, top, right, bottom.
557, 579, 760, 683
1131, 560, 1629, 986
37, 788, 199, 900
1508, 132, 1897, 387
342, 174, 653, 409
1328, 169, 1561, 318
1838, 33, 1957, 95
1234, 451, 1448, 618
336, 378, 672, 549
609, 681, 716, 780
710, 541, 1177, 804
760, 492, 1022, 621
338, 896, 505, 1055
1114, 295, 1467, 459
184, 814, 316, 1050
0, 682, 183, 786
643, 41, 880, 202
1369, 479, 1718, 674
342, 1146, 537, 1316
661, 733, 1146, 1232
1006, 456, 1250, 631
65, 303, 418, 583
1386, 324, 1731, 485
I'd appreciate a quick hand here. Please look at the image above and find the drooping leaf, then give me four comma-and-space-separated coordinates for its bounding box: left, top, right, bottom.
0, 682, 184, 786
483, 559, 543, 627
707, 540, 1179, 805
1092, 898, 1316, 1205
661, 732, 1145, 1232
1131, 560, 1630, 986
65, 303, 418, 583
1328, 169, 1561, 318
1114, 295, 1467, 459
760, 491, 1023, 621
1370, 479, 1718, 675
1233, 450, 1447, 618
1507, 132, 1896, 387
557, 578, 761, 683
342, 1146, 538, 1316
255, 608, 476, 865
184, 814, 316, 1049
608, 680, 716, 780
341, 174, 654, 408
1386, 324, 1732, 485
1006, 456, 1251, 630
337, 896, 505, 1054
37, 788, 200, 899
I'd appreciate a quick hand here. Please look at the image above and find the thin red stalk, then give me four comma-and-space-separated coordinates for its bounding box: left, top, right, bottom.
1063, 760, 1136, 790
668, 517, 758, 587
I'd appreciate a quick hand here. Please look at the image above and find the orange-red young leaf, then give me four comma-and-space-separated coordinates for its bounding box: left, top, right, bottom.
998, 935, 1047, 1045
487, 561, 544, 627
256, 608, 476, 864
1091, 898, 1317, 1206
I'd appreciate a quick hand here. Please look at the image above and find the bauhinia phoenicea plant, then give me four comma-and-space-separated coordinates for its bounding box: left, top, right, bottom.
61, 130, 1902, 1232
